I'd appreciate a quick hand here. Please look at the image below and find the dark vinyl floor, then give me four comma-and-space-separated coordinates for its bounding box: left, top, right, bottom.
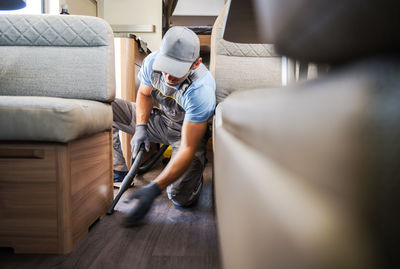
0, 150, 221, 269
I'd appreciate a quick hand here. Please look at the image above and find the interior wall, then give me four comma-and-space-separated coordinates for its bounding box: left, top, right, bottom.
101, 0, 162, 52
44, 0, 60, 14
173, 0, 225, 16
170, 16, 216, 27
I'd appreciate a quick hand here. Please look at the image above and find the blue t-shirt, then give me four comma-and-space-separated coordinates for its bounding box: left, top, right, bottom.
138, 51, 216, 123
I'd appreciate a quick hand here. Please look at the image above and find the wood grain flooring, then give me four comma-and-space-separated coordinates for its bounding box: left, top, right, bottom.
0, 150, 220, 269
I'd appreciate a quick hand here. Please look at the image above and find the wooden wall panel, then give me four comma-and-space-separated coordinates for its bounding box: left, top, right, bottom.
55, 145, 73, 253
69, 131, 113, 246
198, 34, 211, 46
119, 38, 147, 168
0, 131, 113, 254
0, 144, 58, 253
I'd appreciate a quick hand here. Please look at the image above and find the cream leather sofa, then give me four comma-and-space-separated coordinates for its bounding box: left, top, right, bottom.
0, 14, 115, 254
212, 0, 399, 268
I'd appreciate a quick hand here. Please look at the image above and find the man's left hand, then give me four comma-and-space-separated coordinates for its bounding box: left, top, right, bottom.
123, 181, 162, 225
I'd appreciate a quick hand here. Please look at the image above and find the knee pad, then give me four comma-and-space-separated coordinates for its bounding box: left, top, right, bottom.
167, 176, 203, 207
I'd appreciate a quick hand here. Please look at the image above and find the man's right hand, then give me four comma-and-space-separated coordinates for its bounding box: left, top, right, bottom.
131, 124, 150, 158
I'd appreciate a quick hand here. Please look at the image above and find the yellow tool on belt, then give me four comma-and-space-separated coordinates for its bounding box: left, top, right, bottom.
163, 145, 172, 158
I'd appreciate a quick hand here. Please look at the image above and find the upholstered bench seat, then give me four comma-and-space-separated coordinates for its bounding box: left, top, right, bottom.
0, 96, 112, 142
0, 14, 115, 254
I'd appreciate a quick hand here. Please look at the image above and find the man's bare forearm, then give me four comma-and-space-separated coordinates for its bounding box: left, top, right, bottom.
154, 121, 207, 190
155, 147, 195, 189
136, 88, 153, 125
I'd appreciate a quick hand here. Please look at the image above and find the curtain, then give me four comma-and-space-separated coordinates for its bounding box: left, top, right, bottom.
162, 0, 179, 35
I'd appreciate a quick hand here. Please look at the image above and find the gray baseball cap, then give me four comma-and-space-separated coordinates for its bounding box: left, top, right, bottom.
153, 26, 200, 78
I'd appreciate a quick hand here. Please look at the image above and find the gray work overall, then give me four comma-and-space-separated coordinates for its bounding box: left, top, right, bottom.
112, 63, 208, 207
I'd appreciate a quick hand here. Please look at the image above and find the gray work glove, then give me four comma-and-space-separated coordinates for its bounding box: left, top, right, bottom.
124, 181, 162, 225
131, 124, 150, 158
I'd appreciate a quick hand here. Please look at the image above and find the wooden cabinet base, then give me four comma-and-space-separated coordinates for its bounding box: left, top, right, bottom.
0, 131, 113, 254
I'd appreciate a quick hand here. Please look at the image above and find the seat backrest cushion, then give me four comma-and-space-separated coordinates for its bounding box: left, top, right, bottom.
0, 14, 115, 102
210, 4, 282, 104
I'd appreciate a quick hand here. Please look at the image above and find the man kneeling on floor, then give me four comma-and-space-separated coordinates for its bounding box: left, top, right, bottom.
112, 26, 216, 225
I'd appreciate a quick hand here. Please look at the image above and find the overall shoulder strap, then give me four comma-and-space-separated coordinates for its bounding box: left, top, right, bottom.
189, 63, 208, 82
153, 70, 162, 81
179, 63, 208, 93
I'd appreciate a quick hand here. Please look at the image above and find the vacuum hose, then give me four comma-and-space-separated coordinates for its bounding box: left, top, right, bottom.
106, 143, 146, 215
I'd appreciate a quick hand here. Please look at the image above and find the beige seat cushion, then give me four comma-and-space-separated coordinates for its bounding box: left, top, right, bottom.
0, 96, 112, 142
219, 76, 369, 187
